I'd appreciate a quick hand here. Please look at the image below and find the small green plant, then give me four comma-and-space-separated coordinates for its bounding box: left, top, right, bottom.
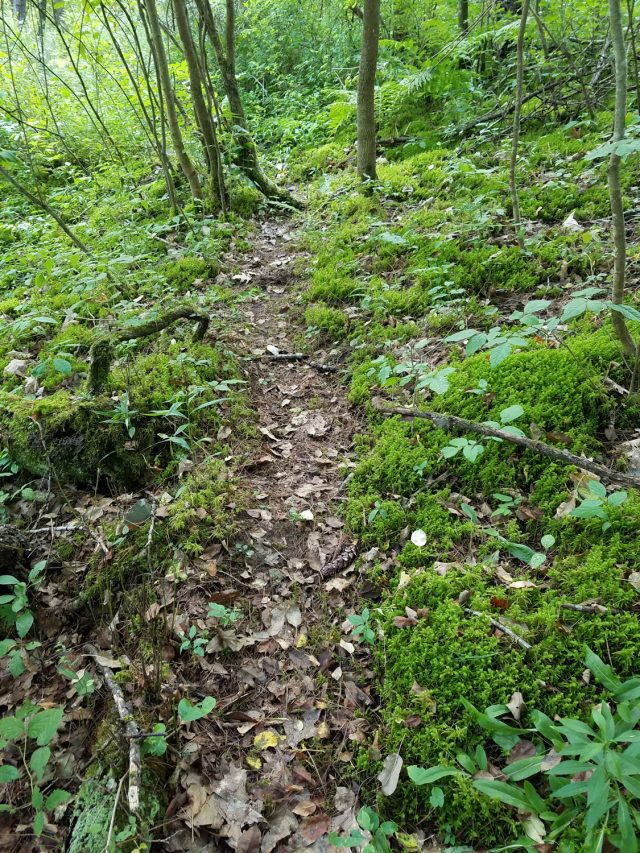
0, 701, 70, 837
568, 480, 628, 532
141, 723, 168, 757
207, 602, 242, 627
177, 624, 209, 658
491, 492, 523, 518
328, 805, 398, 852
441, 405, 525, 462
57, 656, 95, 697
348, 608, 376, 645
407, 648, 640, 851
0, 560, 46, 638
0, 638, 41, 678
367, 500, 388, 524
98, 392, 137, 439
177, 695, 216, 723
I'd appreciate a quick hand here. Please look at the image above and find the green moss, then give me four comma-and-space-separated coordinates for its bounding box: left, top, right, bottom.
229, 179, 262, 217
304, 303, 348, 340
167, 456, 242, 554
159, 254, 219, 289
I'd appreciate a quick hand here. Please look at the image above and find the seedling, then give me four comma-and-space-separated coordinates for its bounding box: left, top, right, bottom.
348, 608, 376, 645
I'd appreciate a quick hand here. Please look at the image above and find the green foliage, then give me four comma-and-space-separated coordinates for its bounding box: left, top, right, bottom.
329, 805, 398, 852
408, 648, 640, 850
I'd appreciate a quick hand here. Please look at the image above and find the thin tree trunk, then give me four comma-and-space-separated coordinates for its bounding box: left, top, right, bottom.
142, 0, 202, 201
458, 0, 469, 33
608, 0, 637, 361
357, 0, 380, 180
194, 0, 299, 206
626, 0, 640, 113
510, 0, 530, 247
172, 0, 225, 211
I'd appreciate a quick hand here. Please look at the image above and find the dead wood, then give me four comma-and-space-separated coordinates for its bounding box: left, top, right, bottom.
372, 401, 640, 491
464, 608, 532, 651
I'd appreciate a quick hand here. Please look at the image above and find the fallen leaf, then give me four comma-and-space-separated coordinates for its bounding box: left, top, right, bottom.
507, 691, 525, 722
628, 572, 640, 591
540, 748, 562, 771
299, 812, 330, 843
508, 740, 536, 762
378, 753, 403, 796
490, 596, 510, 610
293, 800, 317, 816
236, 825, 262, 853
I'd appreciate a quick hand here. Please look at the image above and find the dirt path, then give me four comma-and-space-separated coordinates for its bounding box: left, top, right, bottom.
164, 218, 372, 852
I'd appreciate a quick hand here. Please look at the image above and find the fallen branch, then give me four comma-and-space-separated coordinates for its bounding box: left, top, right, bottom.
88, 306, 210, 393
84, 644, 141, 813
265, 352, 339, 373
560, 602, 619, 615
372, 401, 640, 491
464, 608, 532, 651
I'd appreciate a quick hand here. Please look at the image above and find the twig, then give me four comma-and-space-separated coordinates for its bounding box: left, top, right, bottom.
264, 352, 339, 373
84, 644, 141, 813
103, 772, 127, 853
464, 608, 532, 651
372, 401, 640, 491
560, 602, 619, 615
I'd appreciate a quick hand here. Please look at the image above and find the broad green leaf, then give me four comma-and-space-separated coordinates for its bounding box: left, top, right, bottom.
407, 765, 459, 785
611, 303, 640, 322
31, 786, 44, 810
27, 708, 63, 746
0, 716, 24, 740
16, 611, 34, 638
357, 806, 379, 832
585, 647, 621, 692
500, 405, 524, 424
429, 786, 444, 808
0, 765, 20, 782
45, 789, 71, 810
33, 811, 45, 837
472, 779, 533, 811
178, 696, 216, 723
489, 342, 512, 367
30, 747, 51, 781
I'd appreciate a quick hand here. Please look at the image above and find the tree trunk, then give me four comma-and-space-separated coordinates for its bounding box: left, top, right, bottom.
142, 0, 202, 201
172, 0, 225, 211
509, 0, 530, 247
458, 0, 469, 33
194, 0, 300, 206
357, 0, 380, 180
608, 0, 637, 362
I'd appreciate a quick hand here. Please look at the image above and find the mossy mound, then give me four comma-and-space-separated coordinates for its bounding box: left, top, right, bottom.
372, 542, 640, 847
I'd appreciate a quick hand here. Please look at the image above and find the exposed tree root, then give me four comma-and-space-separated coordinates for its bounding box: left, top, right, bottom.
88, 306, 210, 393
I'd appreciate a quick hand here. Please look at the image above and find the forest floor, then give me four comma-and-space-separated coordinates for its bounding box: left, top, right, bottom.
159, 216, 376, 852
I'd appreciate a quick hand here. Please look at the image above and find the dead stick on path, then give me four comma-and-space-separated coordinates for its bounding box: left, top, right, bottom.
373, 401, 640, 491
84, 644, 141, 813
560, 602, 620, 615
464, 608, 532, 651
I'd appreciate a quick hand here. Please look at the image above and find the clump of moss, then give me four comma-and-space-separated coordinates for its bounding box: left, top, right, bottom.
304, 303, 348, 340
167, 456, 242, 554
160, 255, 219, 289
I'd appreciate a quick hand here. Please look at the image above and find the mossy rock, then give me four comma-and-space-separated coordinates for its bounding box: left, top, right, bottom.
0, 390, 154, 488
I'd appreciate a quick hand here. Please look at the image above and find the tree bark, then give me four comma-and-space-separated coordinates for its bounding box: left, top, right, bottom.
172, 0, 225, 211
142, 0, 202, 201
607, 0, 637, 360
510, 0, 530, 247
357, 0, 380, 180
458, 0, 469, 33
194, 0, 301, 206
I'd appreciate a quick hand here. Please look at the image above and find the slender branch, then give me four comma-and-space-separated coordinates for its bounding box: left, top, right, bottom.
84, 644, 141, 814
0, 162, 91, 254
464, 608, 532, 651
372, 401, 640, 490
560, 602, 619, 614
510, 0, 531, 246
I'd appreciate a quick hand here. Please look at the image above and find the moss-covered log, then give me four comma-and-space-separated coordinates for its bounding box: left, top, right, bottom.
88, 306, 210, 394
